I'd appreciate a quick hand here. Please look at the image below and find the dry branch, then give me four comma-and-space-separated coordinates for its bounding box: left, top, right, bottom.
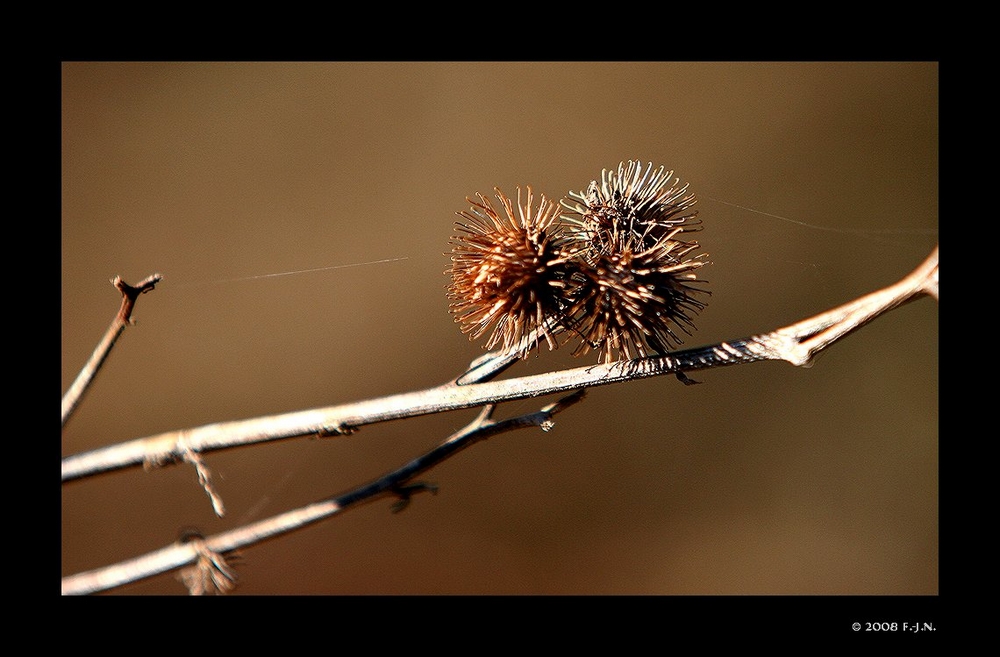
61, 247, 937, 595
61, 247, 938, 483
62, 391, 586, 595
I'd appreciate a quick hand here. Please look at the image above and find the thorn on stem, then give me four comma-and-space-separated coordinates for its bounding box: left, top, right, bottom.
390, 482, 439, 513
675, 371, 700, 385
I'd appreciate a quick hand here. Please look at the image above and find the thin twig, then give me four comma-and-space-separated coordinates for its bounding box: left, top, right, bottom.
61, 274, 163, 428
61, 390, 586, 595
61, 247, 938, 484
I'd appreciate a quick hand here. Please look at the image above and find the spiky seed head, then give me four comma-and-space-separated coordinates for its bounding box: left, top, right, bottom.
447, 187, 578, 356
561, 160, 700, 257
446, 163, 711, 364
566, 238, 710, 363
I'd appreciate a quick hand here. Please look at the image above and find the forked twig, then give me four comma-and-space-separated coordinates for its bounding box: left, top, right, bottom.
61, 273, 162, 428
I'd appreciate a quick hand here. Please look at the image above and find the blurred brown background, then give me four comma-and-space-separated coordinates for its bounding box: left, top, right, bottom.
62, 62, 938, 595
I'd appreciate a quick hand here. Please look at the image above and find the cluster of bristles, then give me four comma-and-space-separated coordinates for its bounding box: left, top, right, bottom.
446, 160, 710, 363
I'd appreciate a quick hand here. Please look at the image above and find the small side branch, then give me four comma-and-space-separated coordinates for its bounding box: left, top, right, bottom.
61, 390, 586, 595
764, 245, 938, 366
61, 274, 162, 428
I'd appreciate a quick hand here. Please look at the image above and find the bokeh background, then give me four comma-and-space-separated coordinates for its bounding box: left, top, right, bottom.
62, 62, 938, 595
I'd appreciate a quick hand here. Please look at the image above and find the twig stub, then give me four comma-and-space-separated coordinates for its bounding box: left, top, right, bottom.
113, 273, 163, 324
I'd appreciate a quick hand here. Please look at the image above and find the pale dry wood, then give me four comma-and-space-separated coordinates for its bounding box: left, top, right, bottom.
61, 247, 937, 595
61, 247, 938, 484
61, 274, 162, 427
61, 392, 586, 595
